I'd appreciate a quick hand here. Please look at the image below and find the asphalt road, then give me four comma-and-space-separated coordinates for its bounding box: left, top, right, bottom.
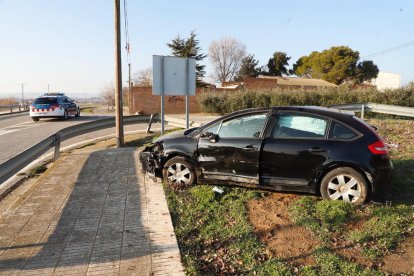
0, 112, 155, 164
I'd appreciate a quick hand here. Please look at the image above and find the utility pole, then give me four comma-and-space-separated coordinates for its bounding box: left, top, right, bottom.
19, 84, 25, 107
114, 0, 124, 147
128, 63, 131, 110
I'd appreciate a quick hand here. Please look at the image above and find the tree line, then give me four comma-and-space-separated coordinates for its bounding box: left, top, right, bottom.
134, 31, 379, 86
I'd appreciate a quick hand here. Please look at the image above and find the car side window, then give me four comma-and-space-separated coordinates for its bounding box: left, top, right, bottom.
273, 113, 328, 139
330, 122, 358, 140
203, 123, 220, 135
218, 113, 267, 138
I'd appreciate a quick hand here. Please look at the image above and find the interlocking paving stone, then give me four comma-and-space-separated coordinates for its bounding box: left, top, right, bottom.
0, 148, 184, 275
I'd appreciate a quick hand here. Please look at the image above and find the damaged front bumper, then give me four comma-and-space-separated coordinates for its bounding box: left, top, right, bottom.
139, 145, 164, 178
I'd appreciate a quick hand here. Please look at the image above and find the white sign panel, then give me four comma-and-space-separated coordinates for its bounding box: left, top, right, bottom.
152, 55, 196, 96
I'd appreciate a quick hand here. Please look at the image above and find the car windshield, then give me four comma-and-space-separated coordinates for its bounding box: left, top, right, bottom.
33, 98, 57, 104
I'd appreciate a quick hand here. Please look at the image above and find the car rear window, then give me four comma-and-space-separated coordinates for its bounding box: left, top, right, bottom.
329, 122, 358, 140
33, 97, 57, 104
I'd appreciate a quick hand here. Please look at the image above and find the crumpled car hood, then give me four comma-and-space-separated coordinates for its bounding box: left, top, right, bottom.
154, 129, 187, 143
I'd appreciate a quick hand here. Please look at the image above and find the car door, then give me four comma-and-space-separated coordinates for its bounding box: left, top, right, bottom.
197, 112, 269, 184
66, 97, 76, 115
261, 112, 330, 187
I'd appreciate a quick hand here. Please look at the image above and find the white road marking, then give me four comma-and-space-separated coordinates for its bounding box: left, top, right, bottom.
0, 121, 47, 137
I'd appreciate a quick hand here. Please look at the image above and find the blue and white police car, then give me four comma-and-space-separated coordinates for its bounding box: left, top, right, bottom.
30, 93, 80, 122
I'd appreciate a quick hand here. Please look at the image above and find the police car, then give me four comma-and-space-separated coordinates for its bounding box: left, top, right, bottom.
30, 93, 80, 122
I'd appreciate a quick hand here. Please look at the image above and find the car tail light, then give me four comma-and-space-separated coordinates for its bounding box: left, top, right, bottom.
368, 140, 388, 155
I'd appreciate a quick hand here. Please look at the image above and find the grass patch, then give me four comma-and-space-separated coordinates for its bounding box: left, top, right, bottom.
80, 107, 95, 113
349, 204, 414, 258
165, 185, 291, 274
124, 135, 154, 147
289, 197, 355, 243
301, 247, 380, 276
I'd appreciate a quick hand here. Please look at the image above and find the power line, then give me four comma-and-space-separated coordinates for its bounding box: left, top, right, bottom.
361, 41, 414, 59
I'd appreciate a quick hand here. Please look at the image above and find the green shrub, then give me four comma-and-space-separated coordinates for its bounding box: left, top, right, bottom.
198, 85, 414, 114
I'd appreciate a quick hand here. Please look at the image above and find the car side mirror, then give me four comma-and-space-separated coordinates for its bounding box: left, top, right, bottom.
209, 133, 219, 143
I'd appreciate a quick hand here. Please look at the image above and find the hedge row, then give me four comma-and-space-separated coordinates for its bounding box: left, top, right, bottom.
198, 84, 414, 114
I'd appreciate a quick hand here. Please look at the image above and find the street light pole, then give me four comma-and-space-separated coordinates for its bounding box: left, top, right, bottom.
114, 0, 124, 147
20, 84, 25, 107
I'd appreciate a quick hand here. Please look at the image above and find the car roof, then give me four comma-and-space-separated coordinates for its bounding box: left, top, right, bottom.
273, 106, 355, 118
227, 106, 354, 119
197, 106, 354, 132
36, 93, 66, 98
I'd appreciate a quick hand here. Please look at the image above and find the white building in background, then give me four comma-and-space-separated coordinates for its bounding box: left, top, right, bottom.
370, 72, 401, 91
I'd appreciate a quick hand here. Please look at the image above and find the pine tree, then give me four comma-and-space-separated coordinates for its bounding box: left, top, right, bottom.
234, 54, 260, 81
266, 52, 291, 76
167, 31, 207, 85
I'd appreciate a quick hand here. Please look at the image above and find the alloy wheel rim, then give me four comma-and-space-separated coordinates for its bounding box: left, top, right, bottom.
327, 174, 361, 203
167, 162, 191, 186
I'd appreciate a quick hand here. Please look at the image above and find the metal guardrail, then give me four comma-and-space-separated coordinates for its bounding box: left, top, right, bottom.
0, 115, 150, 184
0, 104, 29, 115
330, 103, 414, 118
164, 115, 202, 128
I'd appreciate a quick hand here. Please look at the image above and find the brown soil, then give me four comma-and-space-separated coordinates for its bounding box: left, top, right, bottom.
246, 193, 318, 266
247, 192, 414, 274
381, 233, 414, 275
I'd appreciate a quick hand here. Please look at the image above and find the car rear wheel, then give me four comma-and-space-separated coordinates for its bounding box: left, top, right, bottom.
32, 118, 39, 122
163, 156, 195, 189
320, 167, 368, 205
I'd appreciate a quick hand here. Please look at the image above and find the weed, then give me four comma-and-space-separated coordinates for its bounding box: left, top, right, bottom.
75, 142, 96, 149
30, 164, 47, 175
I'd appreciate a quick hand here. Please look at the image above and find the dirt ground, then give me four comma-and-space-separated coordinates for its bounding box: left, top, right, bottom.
246, 193, 318, 266
247, 192, 414, 274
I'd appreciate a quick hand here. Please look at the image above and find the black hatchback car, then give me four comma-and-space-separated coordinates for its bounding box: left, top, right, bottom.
140, 106, 393, 204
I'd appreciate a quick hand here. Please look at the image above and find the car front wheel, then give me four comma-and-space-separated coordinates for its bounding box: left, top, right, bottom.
320, 167, 368, 205
75, 108, 80, 117
62, 110, 68, 120
163, 156, 196, 189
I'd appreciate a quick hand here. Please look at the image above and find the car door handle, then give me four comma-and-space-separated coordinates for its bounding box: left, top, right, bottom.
307, 147, 325, 152
243, 145, 257, 151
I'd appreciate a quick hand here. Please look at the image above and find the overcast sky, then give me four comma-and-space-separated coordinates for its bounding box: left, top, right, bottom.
1, 0, 413, 98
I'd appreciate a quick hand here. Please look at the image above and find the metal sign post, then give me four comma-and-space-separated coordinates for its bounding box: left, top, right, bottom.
160, 56, 165, 135
185, 58, 190, 129
153, 55, 196, 135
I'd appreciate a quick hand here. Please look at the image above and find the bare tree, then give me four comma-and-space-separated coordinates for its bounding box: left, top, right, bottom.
133, 68, 152, 87
208, 37, 246, 82
100, 83, 115, 111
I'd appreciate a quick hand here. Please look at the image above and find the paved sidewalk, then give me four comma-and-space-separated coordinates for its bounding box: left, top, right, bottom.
0, 148, 184, 275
